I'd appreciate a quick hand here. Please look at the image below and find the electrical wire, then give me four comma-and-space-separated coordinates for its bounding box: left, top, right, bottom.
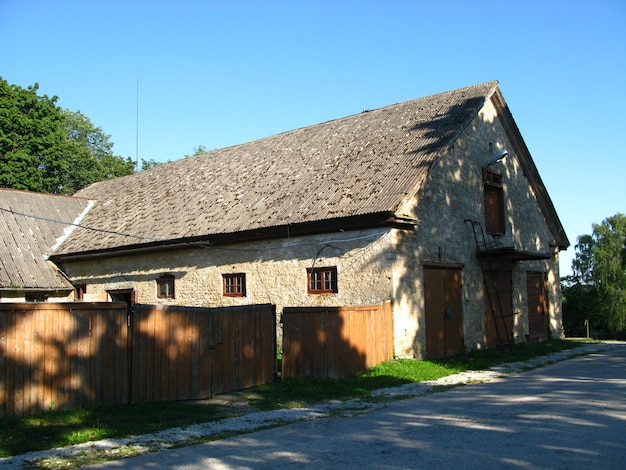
0, 206, 388, 253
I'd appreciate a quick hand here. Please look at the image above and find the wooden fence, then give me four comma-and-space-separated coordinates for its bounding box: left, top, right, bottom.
0, 302, 129, 417
281, 301, 394, 379
0, 302, 276, 417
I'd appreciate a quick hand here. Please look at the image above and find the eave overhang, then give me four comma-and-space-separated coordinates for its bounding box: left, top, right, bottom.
478, 246, 551, 261
51, 211, 417, 263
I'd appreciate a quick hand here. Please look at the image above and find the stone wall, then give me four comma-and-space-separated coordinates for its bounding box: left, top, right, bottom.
62, 227, 398, 346
389, 96, 563, 357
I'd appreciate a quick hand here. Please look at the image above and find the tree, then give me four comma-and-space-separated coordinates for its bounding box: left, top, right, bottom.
592, 214, 626, 331
140, 158, 162, 170
61, 109, 135, 194
0, 77, 135, 195
183, 145, 210, 158
562, 213, 626, 334
0, 78, 66, 193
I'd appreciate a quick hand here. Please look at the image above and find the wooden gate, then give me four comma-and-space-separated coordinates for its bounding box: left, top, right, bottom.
527, 272, 549, 341
1, 302, 276, 417
281, 301, 393, 380
130, 303, 276, 403
424, 266, 464, 359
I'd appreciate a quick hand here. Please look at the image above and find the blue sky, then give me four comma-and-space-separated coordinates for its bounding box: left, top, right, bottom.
1, 0, 625, 277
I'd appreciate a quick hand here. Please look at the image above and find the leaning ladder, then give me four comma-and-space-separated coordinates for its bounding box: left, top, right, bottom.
465, 220, 514, 353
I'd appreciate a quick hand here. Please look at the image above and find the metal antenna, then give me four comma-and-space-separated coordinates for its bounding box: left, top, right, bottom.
135, 80, 139, 171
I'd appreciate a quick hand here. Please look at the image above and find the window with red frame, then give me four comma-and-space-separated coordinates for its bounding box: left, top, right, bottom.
223, 273, 246, 297
307, 267, 338, 294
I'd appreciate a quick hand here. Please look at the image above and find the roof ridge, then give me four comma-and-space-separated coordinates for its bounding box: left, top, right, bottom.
158, 81, 501, 163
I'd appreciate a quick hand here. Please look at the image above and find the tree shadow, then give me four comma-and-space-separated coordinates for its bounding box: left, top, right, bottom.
359, 94, 564, 359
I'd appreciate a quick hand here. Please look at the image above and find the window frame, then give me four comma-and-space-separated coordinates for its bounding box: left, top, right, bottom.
75, 284, 87, 301
156, 274, 175, 299
307, 266, 338, 294
222, 273, 246, 297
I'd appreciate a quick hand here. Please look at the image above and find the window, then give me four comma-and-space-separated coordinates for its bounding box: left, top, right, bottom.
75, 284, 87, 301
157, 275, 175, 299
307, 267, 338, 294
223, 273, 246, 297
484, 170, 505, 234
25, 292, 47, 302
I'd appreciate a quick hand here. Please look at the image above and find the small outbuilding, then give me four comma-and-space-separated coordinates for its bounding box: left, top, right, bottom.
0, 189, 92, 302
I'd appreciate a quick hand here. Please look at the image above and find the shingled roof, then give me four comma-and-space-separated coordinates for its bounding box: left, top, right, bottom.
53, 82, 499, 257
0, 189, 92, 290
51, 81, 568, 258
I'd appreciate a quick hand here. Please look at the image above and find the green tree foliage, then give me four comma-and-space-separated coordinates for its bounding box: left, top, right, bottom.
562, 213, 626, 334
0, 77, 135, 195
182, 145, 210, 158
61, 109, 135, 194
593, 214, 626, 331
0, 79, 66, 193
140, 158, 162, 170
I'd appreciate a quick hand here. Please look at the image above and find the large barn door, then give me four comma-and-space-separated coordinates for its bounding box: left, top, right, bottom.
424, 267, 463, 359
527, 272, 549, 341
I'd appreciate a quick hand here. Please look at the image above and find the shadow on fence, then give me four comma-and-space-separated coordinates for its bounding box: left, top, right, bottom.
1, 300, 394, 416
0, 303, 276, 417
282, 301, 394, 379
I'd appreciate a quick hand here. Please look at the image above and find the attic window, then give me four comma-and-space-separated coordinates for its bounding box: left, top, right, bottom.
307, 267, 338, 294
157, 274, 175, 299
223, 273, 246, 297
484, 170, 505, 234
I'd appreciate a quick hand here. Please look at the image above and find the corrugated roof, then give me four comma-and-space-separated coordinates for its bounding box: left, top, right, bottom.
0, 189, 93, 289
55, 81, 498, 256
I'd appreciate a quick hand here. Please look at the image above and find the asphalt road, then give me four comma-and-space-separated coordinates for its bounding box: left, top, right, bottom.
86, 344, 626, 469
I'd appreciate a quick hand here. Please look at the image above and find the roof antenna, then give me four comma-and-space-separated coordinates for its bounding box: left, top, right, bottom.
135, 80, 139, 172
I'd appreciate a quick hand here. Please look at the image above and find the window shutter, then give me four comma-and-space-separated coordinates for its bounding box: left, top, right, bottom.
484, 185, 504, 234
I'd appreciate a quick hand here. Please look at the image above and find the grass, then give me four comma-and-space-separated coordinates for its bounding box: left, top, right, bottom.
0, 339, 591, 459
0, 402, 231, 459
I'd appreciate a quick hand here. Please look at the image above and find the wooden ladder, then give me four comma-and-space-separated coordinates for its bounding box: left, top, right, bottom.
465, 220, 514, 353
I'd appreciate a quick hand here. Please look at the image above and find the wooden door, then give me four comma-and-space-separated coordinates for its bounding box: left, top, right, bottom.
527, 272, 549, 341
484, 270, 513, 348
424, 267, 463, 359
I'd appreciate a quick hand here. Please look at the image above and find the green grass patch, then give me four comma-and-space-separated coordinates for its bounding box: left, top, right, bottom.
0, 339, 590, 458
435, 338, 590, 371
0, 402, 229, 459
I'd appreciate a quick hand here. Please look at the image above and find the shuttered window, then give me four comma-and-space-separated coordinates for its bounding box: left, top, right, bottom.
484, 171, 505, 234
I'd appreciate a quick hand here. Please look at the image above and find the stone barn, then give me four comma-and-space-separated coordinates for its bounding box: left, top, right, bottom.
44, 81, 568, 358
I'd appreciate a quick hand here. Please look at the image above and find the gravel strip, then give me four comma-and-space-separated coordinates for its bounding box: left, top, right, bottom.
0, 342, 613, 469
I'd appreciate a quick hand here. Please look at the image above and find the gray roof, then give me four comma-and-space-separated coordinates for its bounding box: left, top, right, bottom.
0, 189, 92, 290
52, 81, 568, 258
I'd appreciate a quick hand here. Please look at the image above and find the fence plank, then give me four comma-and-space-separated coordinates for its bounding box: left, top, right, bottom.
5, 310, 15, 417
0, 308, 7, 418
